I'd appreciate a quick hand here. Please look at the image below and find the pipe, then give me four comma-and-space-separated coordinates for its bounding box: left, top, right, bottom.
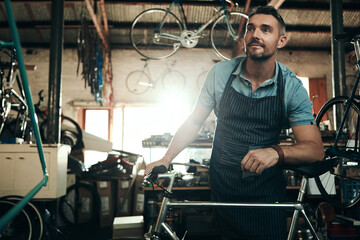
47, 0, 64, 143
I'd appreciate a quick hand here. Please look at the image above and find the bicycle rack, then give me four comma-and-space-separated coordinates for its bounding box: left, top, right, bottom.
0, 0, 48, 232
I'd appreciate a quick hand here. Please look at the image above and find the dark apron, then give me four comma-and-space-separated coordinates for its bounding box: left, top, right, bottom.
210, 58, 287, 240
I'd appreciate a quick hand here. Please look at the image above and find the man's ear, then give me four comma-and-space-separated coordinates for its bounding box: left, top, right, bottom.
277, 35, 287, 49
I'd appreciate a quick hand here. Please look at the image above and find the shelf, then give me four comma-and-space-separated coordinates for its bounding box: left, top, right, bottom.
144, 186, 300, 191
144, 186, 211, 191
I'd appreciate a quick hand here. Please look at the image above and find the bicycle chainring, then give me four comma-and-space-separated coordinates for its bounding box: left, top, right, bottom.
180, 30, 198, 48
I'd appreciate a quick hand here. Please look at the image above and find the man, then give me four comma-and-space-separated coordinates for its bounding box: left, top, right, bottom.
145, 6, 324, 240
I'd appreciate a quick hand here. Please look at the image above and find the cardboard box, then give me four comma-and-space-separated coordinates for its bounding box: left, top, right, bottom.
117, 179, 133, 216
97, 181, 114, 228
113, 215, 144, 239
77, 180, 96, 224
132, 170, 145, 216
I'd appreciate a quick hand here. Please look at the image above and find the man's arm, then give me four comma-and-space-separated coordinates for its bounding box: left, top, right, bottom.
241, 124, 324, 174
145, 103, 212, 174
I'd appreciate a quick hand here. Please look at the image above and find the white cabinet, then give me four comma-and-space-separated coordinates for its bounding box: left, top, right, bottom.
0, 144, 70, 199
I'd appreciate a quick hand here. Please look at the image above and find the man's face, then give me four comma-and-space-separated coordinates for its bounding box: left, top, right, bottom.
244, 14, 286, 61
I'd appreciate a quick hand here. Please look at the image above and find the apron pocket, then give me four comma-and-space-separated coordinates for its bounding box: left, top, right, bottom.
220, 138, 248, 167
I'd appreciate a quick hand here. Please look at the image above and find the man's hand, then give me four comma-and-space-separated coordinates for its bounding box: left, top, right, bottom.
241, 148, 279, 174
145, 158, 171, 175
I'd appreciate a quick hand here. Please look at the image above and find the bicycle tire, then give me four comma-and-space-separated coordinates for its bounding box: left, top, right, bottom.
211, 12, 248, 60
0, 200, 32, 240
161, 70, 186, 92
130, 8, 183, 60
59, 182, 100, 227
315, 96, 360, 209
1, 196, 43, 240
125, 70, 153, 95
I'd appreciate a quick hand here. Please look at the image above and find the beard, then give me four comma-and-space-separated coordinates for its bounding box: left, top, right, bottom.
245, 40, 276, 61
246, 50, 275, 61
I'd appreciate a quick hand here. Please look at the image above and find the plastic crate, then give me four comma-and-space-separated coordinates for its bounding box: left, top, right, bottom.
343, 181, 360, 202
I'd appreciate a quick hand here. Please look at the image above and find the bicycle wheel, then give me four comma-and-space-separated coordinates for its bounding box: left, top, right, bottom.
315, 96, 360, 209
59, 182, 100, 227
1, 196, 43, 240
125, 70, 153, 95
161, 70, 186, 92
130, 9, 183, 60
0, 200, 32, 240
211, 12, 248, 60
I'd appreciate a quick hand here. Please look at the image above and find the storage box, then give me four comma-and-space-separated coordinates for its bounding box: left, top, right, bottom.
132, 170, 145, 215
113, 215, 144, 238
97, 181, 115, 228
77, 180, 96, 224
0, 144, 70, 199
117, 179, 133, 216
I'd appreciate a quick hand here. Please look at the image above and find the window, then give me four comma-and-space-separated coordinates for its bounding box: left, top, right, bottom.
81, 100, 194, 167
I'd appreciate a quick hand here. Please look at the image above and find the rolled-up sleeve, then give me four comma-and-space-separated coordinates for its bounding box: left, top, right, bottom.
197, 66, 216, 110
287, 80, 316, 127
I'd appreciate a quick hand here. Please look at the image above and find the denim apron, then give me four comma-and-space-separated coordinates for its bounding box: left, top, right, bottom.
210, 59, 287, 240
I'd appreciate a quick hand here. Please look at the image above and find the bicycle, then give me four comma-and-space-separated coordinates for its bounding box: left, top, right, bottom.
126, 58, 186, 95
143, 160, 338, 240
130, 0, 248, 61
314, 30, 360, 209
0, 42, 28, 140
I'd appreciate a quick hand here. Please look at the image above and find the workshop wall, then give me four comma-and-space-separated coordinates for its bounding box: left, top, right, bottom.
22, 47, 355, 122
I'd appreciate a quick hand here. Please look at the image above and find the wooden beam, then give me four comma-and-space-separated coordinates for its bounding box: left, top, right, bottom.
84, 0, 110, 52
267, 0, 286, 9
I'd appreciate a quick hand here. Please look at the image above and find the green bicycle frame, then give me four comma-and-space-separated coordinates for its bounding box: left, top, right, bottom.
0, 0, 48, 232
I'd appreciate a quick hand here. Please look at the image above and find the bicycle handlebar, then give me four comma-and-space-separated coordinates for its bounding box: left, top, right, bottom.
143, 165, 167, 185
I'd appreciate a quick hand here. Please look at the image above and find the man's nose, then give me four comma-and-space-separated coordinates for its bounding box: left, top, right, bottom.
251, 28, 261, 39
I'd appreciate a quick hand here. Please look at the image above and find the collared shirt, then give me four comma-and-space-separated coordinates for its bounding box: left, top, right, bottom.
197, 57, 315, 129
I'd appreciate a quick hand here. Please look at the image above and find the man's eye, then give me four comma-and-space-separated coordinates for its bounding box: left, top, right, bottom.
264, 28, 270, 33
247, 28, 254, 32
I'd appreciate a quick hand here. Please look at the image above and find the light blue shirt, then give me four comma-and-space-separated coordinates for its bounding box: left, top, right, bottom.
197, 57, 315, 129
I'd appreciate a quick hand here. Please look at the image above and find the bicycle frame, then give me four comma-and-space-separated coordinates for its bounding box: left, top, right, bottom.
144, 163, 337, 240
0, 0, 48, 232
329, 36, 360, 161
157, 0, 237, 42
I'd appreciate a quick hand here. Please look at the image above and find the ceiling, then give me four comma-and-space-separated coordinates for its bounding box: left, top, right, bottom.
0, 0, 360, 53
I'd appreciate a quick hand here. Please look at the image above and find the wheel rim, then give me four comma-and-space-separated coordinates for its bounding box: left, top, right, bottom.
130, 9, 183, 60
2, 196, 43, 240
126, 71, 152, 95
315, 97, 360, 209
211, 12, 248, 60
162, 70, 186, 92
0, 200, 32, 240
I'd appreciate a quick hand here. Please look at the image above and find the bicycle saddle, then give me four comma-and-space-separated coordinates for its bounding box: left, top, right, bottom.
282, 157, 337, 178
335, 29, 360, 42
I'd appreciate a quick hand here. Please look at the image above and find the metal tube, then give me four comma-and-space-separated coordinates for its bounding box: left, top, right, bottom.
47, 0, 64, 143
168, 201, 298, 209
330, 0, 346, 98
0, 0, 48, 232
